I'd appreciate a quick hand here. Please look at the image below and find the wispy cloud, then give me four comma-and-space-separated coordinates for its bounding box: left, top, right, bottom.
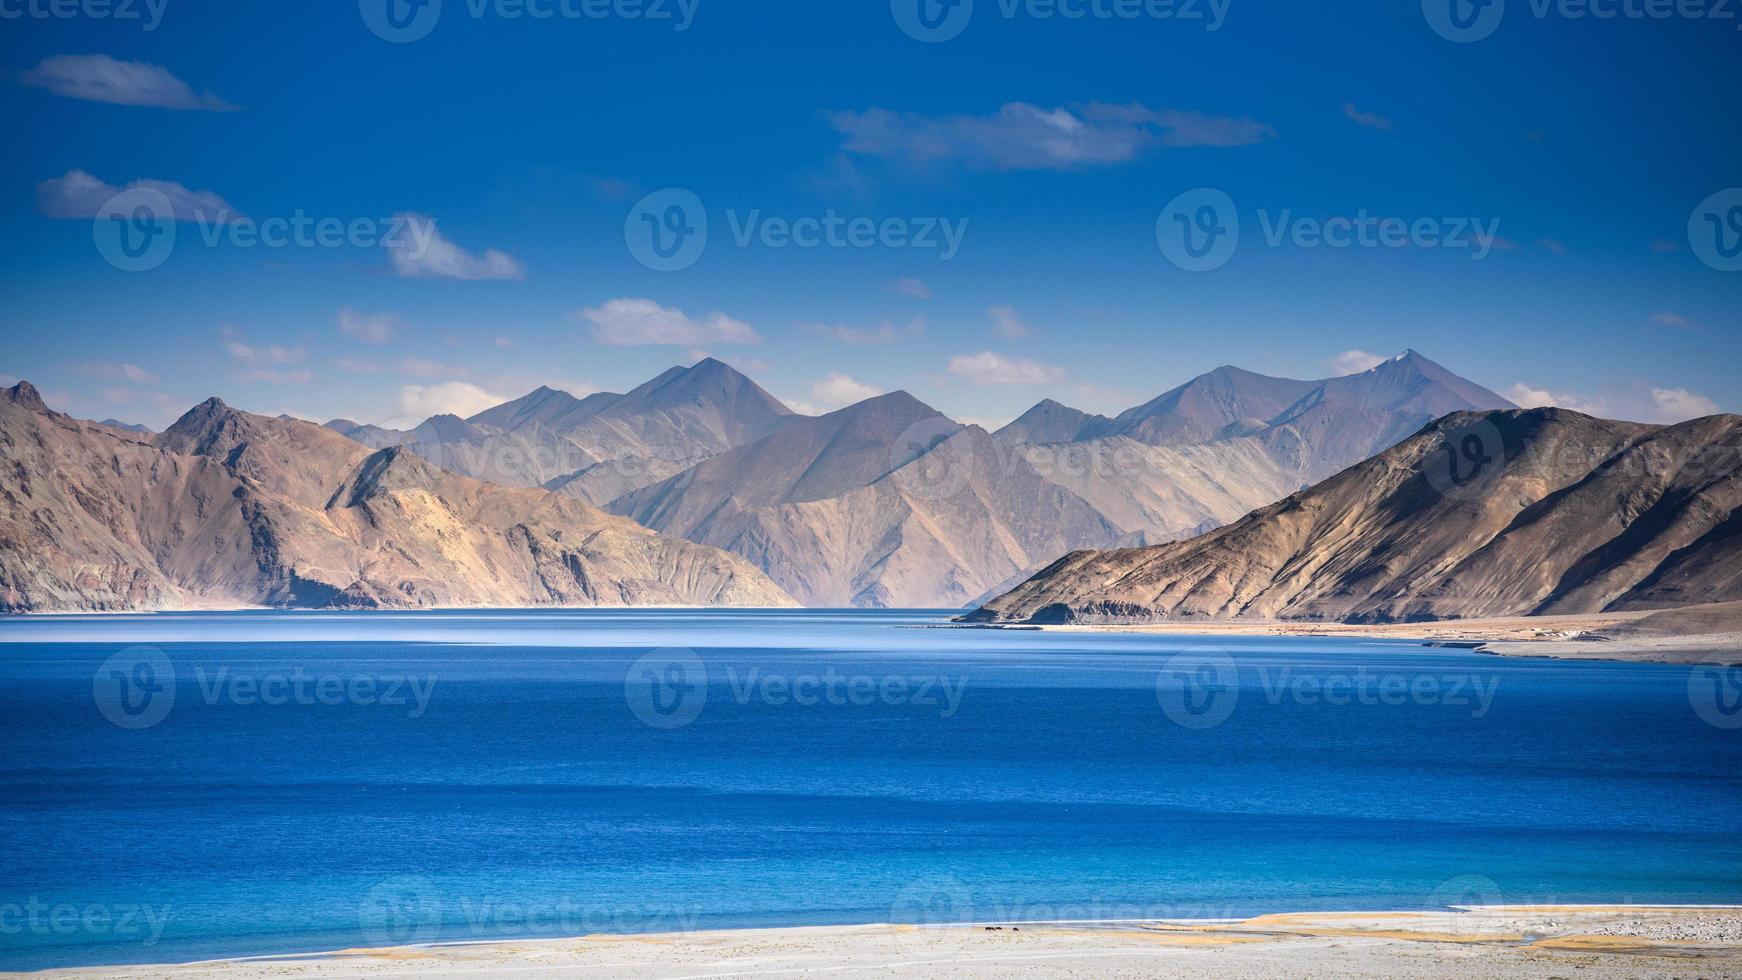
1650, 312, 1694, 329
337, 308, 399, 344
387, 213, 524, 281
580, 298, 760, 347
1329, 349, 1387, 375
70, 361, 160, 384
1506, 382, 1721, 423
397, 357, 469, 378
947, 351, 1065, 385
827, 102, 1274, 171
21, 55, 237, 111
890, 277, 933, 299
334, 358, 382, 375
1534, 238, 1567, 255
1649, 238, 1681, 254
989, 305, 1035, 339
226, 341, 306, 366
801, 316, 925, 345
1341, 103, 1394, 131
37, 169, 237, 222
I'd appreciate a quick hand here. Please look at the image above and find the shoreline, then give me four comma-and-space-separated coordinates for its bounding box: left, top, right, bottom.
22, 905, 1742, 979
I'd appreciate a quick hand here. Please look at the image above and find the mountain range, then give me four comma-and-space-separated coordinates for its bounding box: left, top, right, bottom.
315, 351, 1514, 607
3, 350, 1557, 612
0, 381, 792, 613
969, 408, 1742, 625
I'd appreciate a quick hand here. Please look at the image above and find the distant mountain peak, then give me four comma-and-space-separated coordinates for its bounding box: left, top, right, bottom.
3, 380, 48, 413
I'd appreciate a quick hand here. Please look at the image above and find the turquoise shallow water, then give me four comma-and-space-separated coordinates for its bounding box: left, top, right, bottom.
1, 609, 1738, 969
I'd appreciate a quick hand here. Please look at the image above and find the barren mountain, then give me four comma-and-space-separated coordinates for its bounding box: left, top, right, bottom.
0, 382, 793, 613
969, 408, 1742, 624
326, 358, 796, 503
611, 392, 1123, 607
997, 351, 1516, 543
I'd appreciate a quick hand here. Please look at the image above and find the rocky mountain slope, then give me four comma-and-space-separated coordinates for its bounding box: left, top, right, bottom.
0, 381, 794, 613
969, 408, 1742, 624
610, 391, 1123, 607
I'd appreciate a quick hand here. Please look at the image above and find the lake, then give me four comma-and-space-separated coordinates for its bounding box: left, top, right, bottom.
1, 609, 1738, 970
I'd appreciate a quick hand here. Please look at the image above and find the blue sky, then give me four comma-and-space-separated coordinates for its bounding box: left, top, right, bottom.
2, 0, 1738, 429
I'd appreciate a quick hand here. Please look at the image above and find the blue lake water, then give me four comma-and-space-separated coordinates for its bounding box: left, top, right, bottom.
1, 608, 1739, 970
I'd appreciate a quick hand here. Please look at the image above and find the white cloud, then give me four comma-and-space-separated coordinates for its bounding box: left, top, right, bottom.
580, 298, 760, 347
801, 316, 924, 345
21, 55, 237, 111
1651, 312, 1694, 329
827, 102, 1273, 171
989, 305, 1034, 339
810, 371, 884, 409
37, 169, 237, 222
947, 351, 1065, 386
398, 382, 508, 420
1650, 387, 1721, 423
891, 277, 933, 299
335, 358, 381, 375
338, 308, 398, 344
492, 335, 515, 349
1341, 103, 1394, 131
1329, 349, 1387, 375
387, 213, 524, 281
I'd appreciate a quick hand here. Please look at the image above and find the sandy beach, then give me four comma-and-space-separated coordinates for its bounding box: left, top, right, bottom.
23, 907, 1742, 979
1027, 602, 1742, 666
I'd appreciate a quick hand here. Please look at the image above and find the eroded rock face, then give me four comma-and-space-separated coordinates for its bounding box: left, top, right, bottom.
0, 383, 794, 613
971, 408, 1742, 625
